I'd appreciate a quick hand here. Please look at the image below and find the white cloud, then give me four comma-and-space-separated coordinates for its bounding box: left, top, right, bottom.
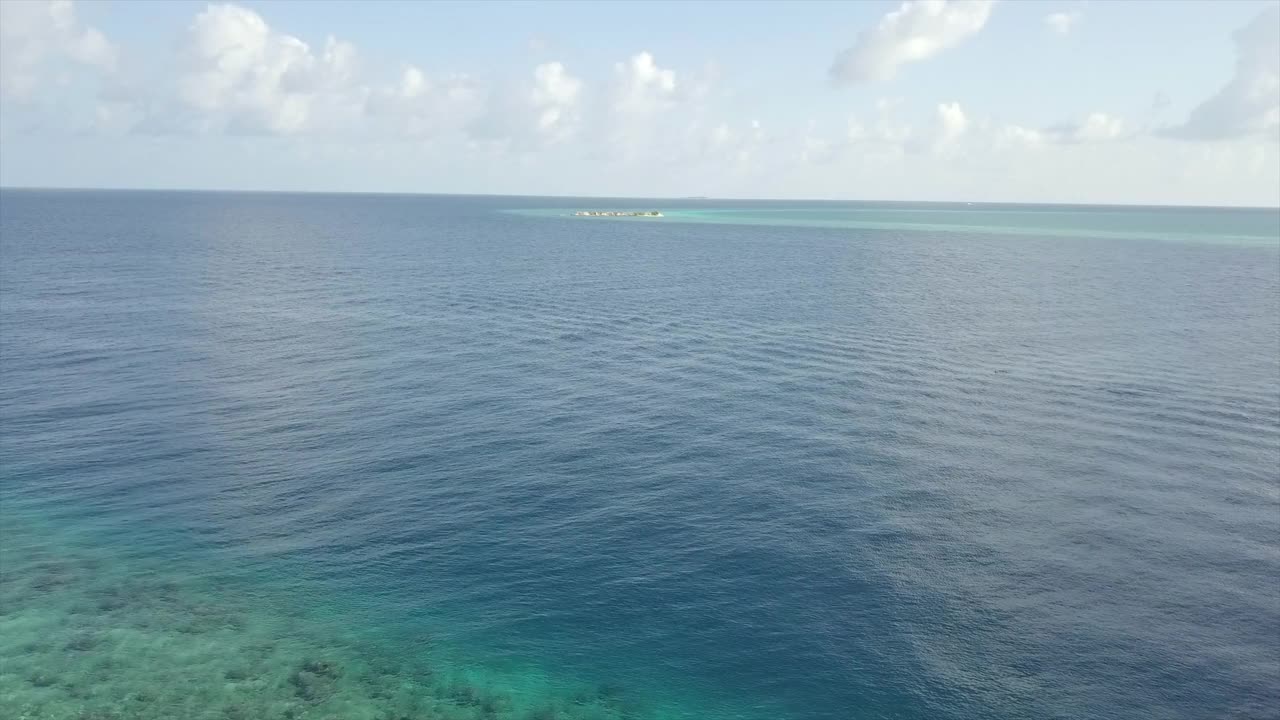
3, 1, 1274, 206
847, 98, 914, 148
1070, 112, 1124, 142
168, 3, 485, 139
895, 101, 969, 154
800, 135, 836, 165
1163, 7, 1279, 141
691, 118, 766, 167
0, 0, 118, 99
1044, 11, 1080, 36
822, 103, 1123, 163
365, 65, 480, 139
612, 51, 677, 114
604, 51, 683, 161
941, 111, 1123, 150
470, 61, 582, 149
177, 4, 365, 134
530, 61, 582, 137
935, 101, 969, 146
1042, 112, 1126, 143
994, 124, 1045, 150
830, 0, 995, 85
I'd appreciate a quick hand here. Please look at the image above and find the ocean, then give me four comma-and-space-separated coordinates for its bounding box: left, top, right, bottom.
1, 189, 1277, 720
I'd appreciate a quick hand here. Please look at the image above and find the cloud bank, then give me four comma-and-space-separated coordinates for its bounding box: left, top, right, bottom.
0, 1, 1275, 206
1162, 7, 1280, 141
0, 0, 117, 99
1045, 11, 1080, 36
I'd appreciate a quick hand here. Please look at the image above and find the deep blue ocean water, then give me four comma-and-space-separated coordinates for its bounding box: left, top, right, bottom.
1, 190, 1278, 720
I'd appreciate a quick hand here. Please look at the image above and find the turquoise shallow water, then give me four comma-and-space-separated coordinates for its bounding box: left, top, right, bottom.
2, 190, 1279, 719
2, 507, 672, 720
509, 203, 1280, 246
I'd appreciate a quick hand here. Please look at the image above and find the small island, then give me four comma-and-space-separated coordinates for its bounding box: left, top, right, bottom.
573, 210, 663, 217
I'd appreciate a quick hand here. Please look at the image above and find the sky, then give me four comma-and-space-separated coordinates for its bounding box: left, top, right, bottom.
0, 0, 1277, 206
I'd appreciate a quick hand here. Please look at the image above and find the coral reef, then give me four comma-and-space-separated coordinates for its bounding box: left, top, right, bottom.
0, 523, 654, 720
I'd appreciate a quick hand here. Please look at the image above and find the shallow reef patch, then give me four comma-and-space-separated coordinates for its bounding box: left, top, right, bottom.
0, 522, 657, 720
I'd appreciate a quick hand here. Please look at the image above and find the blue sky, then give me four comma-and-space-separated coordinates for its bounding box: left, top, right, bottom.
1, 0, 1277, 205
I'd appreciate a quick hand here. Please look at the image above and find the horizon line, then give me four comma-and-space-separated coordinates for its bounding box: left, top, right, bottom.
1, 185, 1277, 212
